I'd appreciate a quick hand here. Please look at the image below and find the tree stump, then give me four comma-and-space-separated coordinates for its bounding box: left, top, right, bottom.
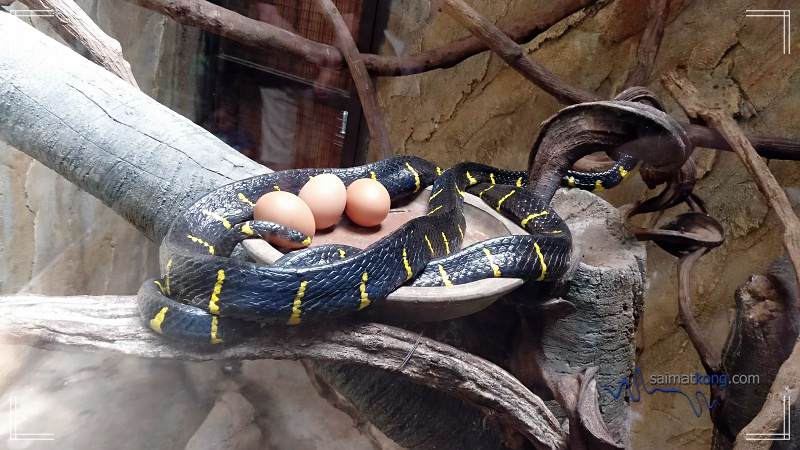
309, 188, 645, 449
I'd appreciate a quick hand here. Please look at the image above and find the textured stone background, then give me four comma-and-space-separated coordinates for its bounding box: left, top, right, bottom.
377, 0, 800, 447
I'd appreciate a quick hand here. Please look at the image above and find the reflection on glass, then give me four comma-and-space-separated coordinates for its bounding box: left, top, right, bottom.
201, 0, 369, 170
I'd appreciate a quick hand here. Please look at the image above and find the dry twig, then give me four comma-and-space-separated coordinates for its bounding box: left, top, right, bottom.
18, 0, 138, 87
662, 70, 800, 450
313, 0, 392, 160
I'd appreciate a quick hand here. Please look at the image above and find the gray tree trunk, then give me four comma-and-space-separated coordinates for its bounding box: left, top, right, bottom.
0, 10, 265, 244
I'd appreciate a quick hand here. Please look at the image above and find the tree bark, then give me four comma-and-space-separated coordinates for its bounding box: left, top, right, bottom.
0, 10, 265, 243
712, 256, 800, 449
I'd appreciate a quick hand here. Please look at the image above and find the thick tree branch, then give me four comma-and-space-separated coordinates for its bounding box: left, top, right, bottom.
661, 71, 800, 450
625, 0, 669, 87
123, 0, 341, 68
313, 0, 392, 159
116, 0, 800, 160
0, 11, 265, 243
713, 256, 800, 447
662, 72, 800, 311
121, 0, 598, 76
382, 0, 599, 75
440, 0, 597, 105
733, 339, 800, 449
0, 294, 567, 450
19, 0, 139, 87
684, 124, 800, 160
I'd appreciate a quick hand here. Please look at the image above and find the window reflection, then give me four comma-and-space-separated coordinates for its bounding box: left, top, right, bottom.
201, 0, 372, 170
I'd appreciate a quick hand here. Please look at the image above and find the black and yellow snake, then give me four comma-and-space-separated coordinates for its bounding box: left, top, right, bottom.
137, 87, 697, 346
136, 153, 637, 344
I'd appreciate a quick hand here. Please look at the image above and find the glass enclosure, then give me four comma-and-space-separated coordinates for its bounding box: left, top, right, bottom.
198, 0, 387, 170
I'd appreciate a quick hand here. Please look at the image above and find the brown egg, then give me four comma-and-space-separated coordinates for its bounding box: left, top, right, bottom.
253, 191, 315, 248
345, 178, 391, 227
299, 174, 347, 229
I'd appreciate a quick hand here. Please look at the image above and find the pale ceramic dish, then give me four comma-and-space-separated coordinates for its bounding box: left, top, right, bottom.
242, 188, 526, 322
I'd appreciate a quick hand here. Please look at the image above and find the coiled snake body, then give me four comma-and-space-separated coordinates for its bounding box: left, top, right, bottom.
137, 155, 634, 344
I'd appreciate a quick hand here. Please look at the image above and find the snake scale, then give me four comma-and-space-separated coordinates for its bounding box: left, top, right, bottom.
137, 155, 636, 344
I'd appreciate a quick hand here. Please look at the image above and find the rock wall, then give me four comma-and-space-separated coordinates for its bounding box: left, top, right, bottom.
377, 0, 800, 447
